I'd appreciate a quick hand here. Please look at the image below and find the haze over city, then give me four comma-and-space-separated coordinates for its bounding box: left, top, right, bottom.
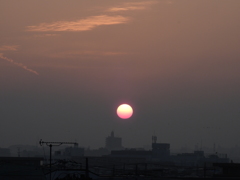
1, 0, 240, 150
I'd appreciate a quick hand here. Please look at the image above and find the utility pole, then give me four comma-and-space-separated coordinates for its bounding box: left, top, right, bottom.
39, 139, 78, 180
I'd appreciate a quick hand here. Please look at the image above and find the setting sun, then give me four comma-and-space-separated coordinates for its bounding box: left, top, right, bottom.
117, 104, 133, 119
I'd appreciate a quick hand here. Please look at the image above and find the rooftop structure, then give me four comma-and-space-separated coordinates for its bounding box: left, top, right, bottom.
105, 131, 123, 151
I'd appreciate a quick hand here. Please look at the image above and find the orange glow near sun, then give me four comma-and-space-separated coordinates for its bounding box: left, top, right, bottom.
117, 104, 133, 119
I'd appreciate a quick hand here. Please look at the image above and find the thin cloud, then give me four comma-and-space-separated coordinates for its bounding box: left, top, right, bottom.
107, 1, 158, 12
0, 53, 39, 75
26, 15, 129, 32
49, 50, 128, 59
33, 34, 59, 38
109, 6, 145, 12
0, 45, 19, 51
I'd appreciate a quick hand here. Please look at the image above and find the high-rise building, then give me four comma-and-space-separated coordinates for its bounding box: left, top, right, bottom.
152, 143, 170, 159
105, 131, 123, 151
151, 135, 170, 160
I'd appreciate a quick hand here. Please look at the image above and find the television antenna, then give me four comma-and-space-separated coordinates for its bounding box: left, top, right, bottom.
39, 139, 78, 180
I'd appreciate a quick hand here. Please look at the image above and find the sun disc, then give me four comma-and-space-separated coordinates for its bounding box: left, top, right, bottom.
117, 104, 133, 119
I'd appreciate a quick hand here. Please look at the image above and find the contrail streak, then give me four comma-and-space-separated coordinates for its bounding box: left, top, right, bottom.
0, 53, 39, 75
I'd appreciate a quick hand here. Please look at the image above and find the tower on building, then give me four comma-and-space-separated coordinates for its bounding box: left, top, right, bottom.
152, 135, 170, 160
105, 131, 123, 151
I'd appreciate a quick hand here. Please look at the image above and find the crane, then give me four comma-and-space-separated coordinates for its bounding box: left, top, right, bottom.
39, 139, 78, 180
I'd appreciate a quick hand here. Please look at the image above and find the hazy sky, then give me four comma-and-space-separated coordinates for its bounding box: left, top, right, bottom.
1, 0, 240, 149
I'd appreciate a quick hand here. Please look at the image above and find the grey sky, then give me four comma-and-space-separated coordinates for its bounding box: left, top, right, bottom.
1, 0, 240, 149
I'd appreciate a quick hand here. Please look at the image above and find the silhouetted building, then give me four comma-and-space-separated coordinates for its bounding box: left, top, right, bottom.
213, 163, 240, 177
151, 135, 170, 161
171, 150, 229, 166
54, 146, 84, 158
110, 148, 152, 159
105, 131, 123, 151
152, 143, 170, 159
0, 157, 44, 179
84, 147, 110, 157
172, 150, 205, 166
63, 146, 84, 157
108, 136, 171, 161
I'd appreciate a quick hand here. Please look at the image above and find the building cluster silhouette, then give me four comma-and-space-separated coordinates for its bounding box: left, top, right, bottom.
0, 131, 239, 179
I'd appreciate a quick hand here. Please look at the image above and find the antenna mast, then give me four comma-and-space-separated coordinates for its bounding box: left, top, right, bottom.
39, 139, 78, 180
